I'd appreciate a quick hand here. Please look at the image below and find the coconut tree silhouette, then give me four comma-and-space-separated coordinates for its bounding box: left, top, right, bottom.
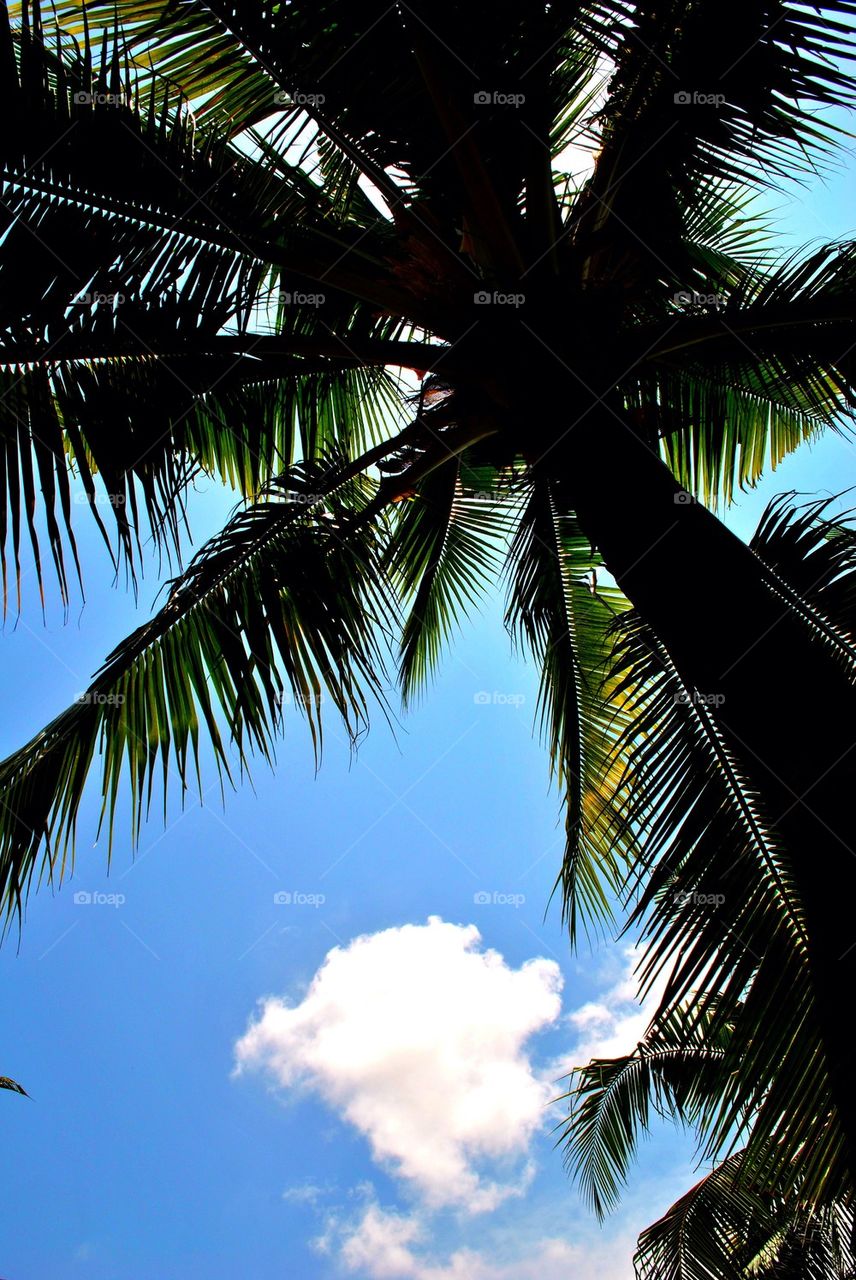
1, 0, 856, 1250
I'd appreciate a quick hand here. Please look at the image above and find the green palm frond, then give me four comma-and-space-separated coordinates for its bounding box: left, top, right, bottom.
680, 184, 777, 284
0, 1075, 27, 1096
49, 0, 285, 136
0, 456, 398, 929
634, 371, 831, 510
627, 240, 856, 504
569, 0, 856, 292
505, 483, 638, 939
559, 1002, 735, 1219
385, 455, 512, 703
0, 6, 855, 1264
561, 981, 854, 1274
607, 603, 838, 1204
0, 2, 429, 600
0, 327, 409, 597
43, 0, 617, 209
635, 1154, 855, 1280
0, 403, 494, 927
558, 492, 856, 1206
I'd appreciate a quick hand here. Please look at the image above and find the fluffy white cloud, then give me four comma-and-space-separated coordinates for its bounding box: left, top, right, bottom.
235, 917, 562, 1212
331, 1201, 637, 1280
237, 927, 681, 1280
338, 1204, 424, 1278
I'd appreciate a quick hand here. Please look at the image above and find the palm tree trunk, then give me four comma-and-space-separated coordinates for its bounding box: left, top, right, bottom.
564, 403, 856, 1173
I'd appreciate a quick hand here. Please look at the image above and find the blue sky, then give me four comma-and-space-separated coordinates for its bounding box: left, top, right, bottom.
1, 144, 854, 1279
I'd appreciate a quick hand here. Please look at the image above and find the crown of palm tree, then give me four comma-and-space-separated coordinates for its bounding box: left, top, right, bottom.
2, 2, 856, 1269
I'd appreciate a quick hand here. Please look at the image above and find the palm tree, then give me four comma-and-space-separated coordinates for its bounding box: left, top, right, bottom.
2, 0, 856, 1210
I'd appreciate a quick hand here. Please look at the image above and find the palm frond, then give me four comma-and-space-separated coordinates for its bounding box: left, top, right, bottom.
561, 972, 855, 1273
0, 1, 427, 600
680, 183, 777, 285
385, 456, 511, 703
635, 1154, 855, 1280
567, 492, 856, 1206
0, 456, 397, 929
570, 0, 856, 290
505, 483, 638, 939
0, 400, 496, 927
608, 601, 840, 1204
0, 1075, 27, 1095
559, 1001, 734, 1218
627, 241, 856, 504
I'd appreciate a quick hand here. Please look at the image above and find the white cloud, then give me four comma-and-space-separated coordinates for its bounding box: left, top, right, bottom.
333, 1201, 637, 1280
282, 1181, 328, 1206
339, 1204, 424, 1277
237, 927, 686, 1280
235, 917, 562, 1212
